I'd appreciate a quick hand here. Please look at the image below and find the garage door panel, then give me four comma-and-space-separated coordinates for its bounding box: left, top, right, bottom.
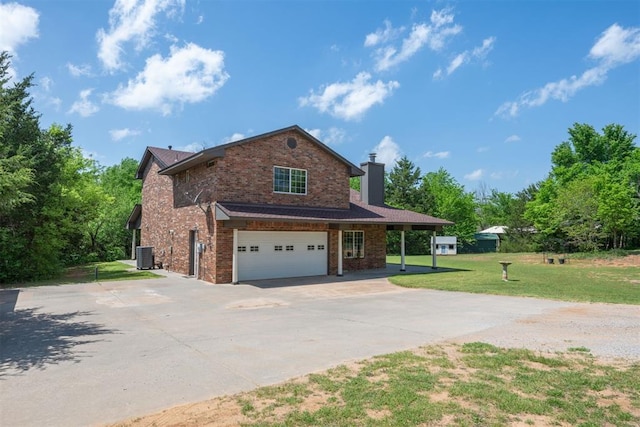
238, 231, 327, 281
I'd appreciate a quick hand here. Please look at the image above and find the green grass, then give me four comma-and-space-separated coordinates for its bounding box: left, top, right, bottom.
227, 343, 640, 427
3, 261, 160, 288
387, 252, 640, 305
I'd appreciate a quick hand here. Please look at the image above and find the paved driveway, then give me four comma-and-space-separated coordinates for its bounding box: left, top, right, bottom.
1, 267, 638, 426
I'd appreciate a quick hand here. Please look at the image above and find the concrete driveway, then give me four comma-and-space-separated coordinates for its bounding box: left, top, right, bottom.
1, 266, 638, 426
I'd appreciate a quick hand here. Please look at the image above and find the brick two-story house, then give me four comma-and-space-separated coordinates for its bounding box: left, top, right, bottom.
127, 125, 452, 284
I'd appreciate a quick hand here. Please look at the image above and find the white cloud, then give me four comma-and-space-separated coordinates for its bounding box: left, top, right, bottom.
96, 0, 185, 72
306, 127, 347, 145
430, 8, 454, 27
435, 36, 495, 79
67, 63, 92, 77
423, 150, 450, 159
107, 43, 229, 115
364, 20, 403, 47
39, 76, 52, 91
299, 72, 399, 121
490, 170, 518, 180
68, 89, 99, 117
464, 169, 484, 181
306, 129, 321, 140
504, 134, 521, 143
35, 76, 61, 110
175, 142, 203, 152
0, 2, 39, 53
369, 9, 462, 72
589, 23, 640, 66
47, 97, 62, 110
372, 135, 401, 166
110, 128, 141, 141
222, 132, 246, 143
477, 146, 489, 153
496, 23, 640, 118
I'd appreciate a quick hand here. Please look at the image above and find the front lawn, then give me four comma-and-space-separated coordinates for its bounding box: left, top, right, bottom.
3, 261, 160, 288
387, 252, 640, 305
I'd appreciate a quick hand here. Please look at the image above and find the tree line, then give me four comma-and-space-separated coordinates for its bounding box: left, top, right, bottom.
382, 123, 639, 254
0, 53, 140, 283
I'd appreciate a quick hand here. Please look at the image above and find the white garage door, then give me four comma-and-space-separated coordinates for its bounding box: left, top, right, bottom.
237, 231, 328, 281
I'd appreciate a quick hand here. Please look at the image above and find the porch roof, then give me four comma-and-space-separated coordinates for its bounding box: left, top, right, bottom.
215, 190, 453, 230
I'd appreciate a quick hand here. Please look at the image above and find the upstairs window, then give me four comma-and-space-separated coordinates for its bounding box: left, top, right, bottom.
343, 231, 364, 258
274, 166, 307, 194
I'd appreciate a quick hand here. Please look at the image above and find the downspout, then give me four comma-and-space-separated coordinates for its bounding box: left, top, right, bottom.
232, 228, 239, 284
194, 227, 199, 279
337, 229, 343, 276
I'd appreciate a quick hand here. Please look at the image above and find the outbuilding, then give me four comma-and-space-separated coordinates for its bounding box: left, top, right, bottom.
431, 236, 458, 255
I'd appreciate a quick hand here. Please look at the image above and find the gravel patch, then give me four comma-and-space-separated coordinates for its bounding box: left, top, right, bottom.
450, 302, 640, 362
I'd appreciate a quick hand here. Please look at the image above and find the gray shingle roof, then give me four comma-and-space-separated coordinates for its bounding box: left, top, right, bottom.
135, 146, 193, 179
215, 189, 453, 228
157, 125, 364, 177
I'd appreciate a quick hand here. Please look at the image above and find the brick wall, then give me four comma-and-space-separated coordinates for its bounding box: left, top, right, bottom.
141, 159, 209, 278
342, 225, 387, 271
173, 130, 352, 209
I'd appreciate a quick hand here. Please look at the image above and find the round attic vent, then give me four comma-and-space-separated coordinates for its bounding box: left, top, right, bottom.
287, 137, 297, 149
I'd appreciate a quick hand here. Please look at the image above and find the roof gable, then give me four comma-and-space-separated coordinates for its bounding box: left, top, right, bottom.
135, 146, 193, 179
158, 125, 364, 177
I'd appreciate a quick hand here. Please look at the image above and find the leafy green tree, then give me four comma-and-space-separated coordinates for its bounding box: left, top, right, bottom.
527, 122, 639, 252
554, 177, 605, 252
501, 183, 538, 252
98, 158, 142, 260
419, 168, 477, 248
0, 53, 92, 282
476, 188, 514, 230
0, 155, 34, 215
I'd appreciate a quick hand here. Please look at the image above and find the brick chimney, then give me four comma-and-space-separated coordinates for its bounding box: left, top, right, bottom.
360, 153, 385, 206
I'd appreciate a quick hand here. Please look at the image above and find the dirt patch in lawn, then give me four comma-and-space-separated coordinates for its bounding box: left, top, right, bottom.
113, 340, 639, 427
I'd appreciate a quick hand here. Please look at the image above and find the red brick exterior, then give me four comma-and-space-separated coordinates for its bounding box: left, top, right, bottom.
139, 130, 387, 284
342, 225, 387, 272
172, 130, 352, 209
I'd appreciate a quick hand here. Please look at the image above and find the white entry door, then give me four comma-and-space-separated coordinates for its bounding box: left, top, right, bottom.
237, 231, 328, 281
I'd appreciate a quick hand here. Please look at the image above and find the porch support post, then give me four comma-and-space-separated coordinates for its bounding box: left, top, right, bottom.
232, 228, 239, 284
431, 230, 437, 269
400, 230, 406, 271
337, 229, 343, 276
131, 229, 137, 260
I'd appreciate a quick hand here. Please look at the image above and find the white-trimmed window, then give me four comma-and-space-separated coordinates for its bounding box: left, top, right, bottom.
274, 166, 307, 194
343, 231, 364, 258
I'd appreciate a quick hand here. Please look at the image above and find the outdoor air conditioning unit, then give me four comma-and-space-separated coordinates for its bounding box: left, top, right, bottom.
136, 246, 154, 269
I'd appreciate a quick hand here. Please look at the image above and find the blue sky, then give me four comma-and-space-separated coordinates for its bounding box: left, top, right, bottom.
2, 0, 639, 194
